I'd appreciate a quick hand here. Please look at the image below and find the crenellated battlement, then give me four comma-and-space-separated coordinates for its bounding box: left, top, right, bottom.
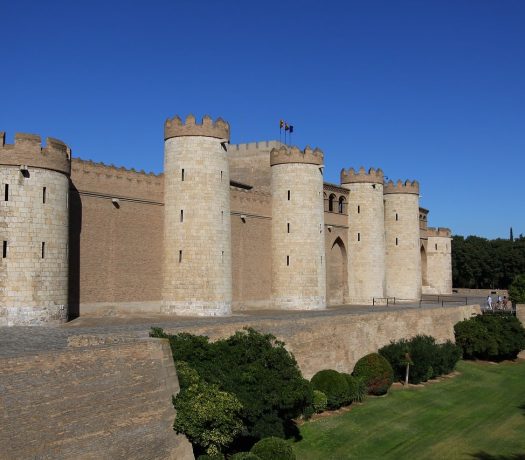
0, 132, 71, 175
340, 166, 384, 185
270, 145, 323, 166
164, 114, 230, 141
383, 179, 420, 195
427, 227, 451, 238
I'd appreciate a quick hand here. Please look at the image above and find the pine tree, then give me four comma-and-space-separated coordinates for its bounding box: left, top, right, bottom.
510, 227, 514, 242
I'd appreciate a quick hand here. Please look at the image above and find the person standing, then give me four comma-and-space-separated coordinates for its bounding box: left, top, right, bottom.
487, 295, 493, 310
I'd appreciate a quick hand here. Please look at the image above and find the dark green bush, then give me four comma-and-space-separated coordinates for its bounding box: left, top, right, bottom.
343, 374, 367, 403
509, 273, 525, 304
379, 336, 462, 384
310, 370, 349, 409
250, 437, 295, 460
312, 390, 327, 413
352, 353, 394, 395
197, 454, 224, 460
454, 314, 525, 360
230, 452, 260, 460
175, 361, 200, 390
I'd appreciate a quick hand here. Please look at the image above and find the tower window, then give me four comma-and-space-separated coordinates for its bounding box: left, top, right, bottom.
4, 184, 8, 201
286, 255, 290, 266
396, 238, 399, 246
319, 223, 322, 233
181, 169, 185, 181
43, 187, 46, 204
221, 250, 224, 263
180, 210, 184, 222
179, 250, 182, 263
357, 232, 360, 242
2, 241, 7, 258
221, 171, 223, 181
435, 243, 438, 250
338, 196, 345, 213
357, 205, 360, 214
221, 210, 224, 222
66, 192, 69, 209
328, 194, 335, 212
287, 223, 290, 233
287, 190, 290, 201
395, 213, 398, 221
41, 242, 45, 259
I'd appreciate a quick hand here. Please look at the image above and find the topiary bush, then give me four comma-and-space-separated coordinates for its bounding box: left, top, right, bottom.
454, 314, 525, 361
312, 390, 328, 413
352, 353, 394, 395
250, 437, 295, 460
310, 370, 349, 409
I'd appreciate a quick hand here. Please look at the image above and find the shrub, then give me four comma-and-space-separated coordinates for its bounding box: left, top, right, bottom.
352, 353, 394, 395
433, 341, 462, 376
344, 374, 367, 403
197, 455, 224, 460
230, 453, 260, 460
408, 335, 438, 383
378, 339, 410, 382
509, 274, 525, 304
310, 370, 349, 409
173, 380, 244, 457
454, 314, 525, 361
175, 361, 200, 390
312, 390, 328, 413
250, 437, 295, 460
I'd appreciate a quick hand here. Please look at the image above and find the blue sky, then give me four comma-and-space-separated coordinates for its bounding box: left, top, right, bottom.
1, 0, 524, 238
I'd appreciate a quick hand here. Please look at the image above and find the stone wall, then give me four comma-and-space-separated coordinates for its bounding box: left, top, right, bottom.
0, 337, 193, 459
165, 304, 481, 379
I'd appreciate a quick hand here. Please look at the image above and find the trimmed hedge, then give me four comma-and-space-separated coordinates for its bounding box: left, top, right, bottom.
454, 314, 525, 361
250, 437, 295, 460
312, 390, 328, 413
310, 370, 349, 409
352, 353, 394, 395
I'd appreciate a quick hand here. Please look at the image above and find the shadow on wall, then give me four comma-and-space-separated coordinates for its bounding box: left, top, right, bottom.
68, 182, 81, 320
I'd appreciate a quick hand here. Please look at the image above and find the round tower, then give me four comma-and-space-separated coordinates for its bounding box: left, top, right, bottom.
384, 179, 421, 301
270, 145, 326, 310
0, 132, 71, 326
162, 114, 232, 316
340, 167, 385, 304
425, 227, 452, 294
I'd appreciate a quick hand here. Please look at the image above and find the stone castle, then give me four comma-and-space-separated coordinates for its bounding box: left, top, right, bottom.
0, 114, 452, 325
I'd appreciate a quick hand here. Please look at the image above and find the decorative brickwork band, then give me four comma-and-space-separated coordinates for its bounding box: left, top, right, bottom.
164, 114, 230, 141
0, 132, 71, 175
270, 145, 323, 166
426, 227, 451, 237
383, 179, 420, 195
340, 166, 384, 184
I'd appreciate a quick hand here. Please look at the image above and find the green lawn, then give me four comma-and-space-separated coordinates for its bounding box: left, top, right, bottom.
293, 360, 525, 460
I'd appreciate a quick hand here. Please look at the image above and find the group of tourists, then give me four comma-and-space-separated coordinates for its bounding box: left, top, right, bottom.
485, 294, 509, 311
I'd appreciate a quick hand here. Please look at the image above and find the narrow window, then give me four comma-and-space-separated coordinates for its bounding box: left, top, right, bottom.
319, 223, 322, 233
287, 190, 290, 201
221, 250, 224, 263
41, 242, 45, 259
66, 192, 69, 209
435, 243, 438, 250
179, 250, 182, 263
357, 232, 360, 242
221, 210, 224, 222
4, 184, 8, 201
220, 171, 223, 181
2, 241, 7, 258
396, 238, 399, 246
180, 210, 184, 222
43, 187, 46, 204
181, 169, 185, 181
357, 205, 360, 214
286, 255, 290, 266
287, 223, 290, 233
395, 213, 398, 221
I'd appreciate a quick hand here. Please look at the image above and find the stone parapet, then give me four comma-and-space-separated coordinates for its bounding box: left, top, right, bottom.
384, 179, 420, 195
270, 145, 323, 166
0, 131, 71, 175
164, 114, 230, 141
340, 166, 384, 184
427, 227, 452, 237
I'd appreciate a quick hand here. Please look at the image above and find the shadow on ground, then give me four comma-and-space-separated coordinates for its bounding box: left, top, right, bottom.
470, 452, 525, 460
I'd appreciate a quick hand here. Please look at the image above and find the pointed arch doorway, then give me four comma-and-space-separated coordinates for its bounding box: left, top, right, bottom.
327, 236, 348, 306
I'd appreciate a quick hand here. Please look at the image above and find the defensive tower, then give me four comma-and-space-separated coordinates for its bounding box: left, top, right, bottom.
0, 132, 71, 325
162, 115, 232, 316
424, 227, 452, 294
384, 179, 421, 301
340, 167, 386, 303
270, 145, 326, 309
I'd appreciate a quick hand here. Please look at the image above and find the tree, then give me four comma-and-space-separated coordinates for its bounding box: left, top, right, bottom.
509, 274, 525, 304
